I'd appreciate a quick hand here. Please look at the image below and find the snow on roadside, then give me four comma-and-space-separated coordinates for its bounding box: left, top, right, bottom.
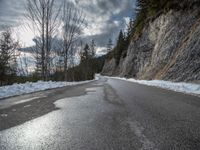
0, 78, 98, 99
108, 77, 200, 96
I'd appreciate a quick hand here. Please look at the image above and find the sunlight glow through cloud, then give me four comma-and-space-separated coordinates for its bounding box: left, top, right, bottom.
0, 0, 136, 51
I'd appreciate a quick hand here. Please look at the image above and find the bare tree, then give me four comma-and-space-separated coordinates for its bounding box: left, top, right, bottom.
25, 0, 61, 80
62, 1, 85, 80
32, 38, 42, 76
18, 52, 29, 76
68, 40, 80, 81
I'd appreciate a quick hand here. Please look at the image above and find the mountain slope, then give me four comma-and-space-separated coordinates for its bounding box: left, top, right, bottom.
102, 8, 200, 82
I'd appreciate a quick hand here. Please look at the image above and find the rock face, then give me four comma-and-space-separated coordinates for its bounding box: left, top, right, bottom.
102, 10, 200, 82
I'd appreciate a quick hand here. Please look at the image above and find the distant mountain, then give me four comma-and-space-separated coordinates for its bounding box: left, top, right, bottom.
19, 37, 63, 53
19, 46, 36, 53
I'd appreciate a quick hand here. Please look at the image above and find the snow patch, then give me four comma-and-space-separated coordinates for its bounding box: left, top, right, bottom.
108, 76, 200, 96
0, 78, 98, 99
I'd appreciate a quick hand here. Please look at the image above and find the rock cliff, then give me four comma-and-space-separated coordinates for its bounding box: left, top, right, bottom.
102, 9, 200, 82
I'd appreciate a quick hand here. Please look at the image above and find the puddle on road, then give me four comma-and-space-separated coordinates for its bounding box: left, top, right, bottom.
0, 85, 151, 150
0, 87, 106, 150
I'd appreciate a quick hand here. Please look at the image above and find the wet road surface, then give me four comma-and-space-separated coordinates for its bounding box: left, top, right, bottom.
0, 77, 200, 150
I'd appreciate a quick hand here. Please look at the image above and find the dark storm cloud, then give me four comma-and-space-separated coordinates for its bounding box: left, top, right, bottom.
97, 0, 119, 14
74, 0, 136, 47
0, 0, 136, 49
75, 0, 135, 14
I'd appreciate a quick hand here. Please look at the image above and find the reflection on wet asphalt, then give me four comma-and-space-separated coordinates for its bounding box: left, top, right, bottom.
0, 82, 140, 150
1, 77, 200, 150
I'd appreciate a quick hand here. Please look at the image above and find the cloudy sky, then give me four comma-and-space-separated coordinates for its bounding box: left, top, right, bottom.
0, 0, 136, 51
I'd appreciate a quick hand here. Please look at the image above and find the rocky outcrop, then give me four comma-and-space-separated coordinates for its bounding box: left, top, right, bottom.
102, 9, 200, 82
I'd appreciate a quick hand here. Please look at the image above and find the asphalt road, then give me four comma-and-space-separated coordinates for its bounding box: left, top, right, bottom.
0, 77, 200, 150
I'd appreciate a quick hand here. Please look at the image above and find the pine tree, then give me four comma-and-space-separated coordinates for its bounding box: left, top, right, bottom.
107, 38, 113, 53
90, 39, 96, 58
124, 18, 135, 48
0, 29, 19, 85
81, 44, 90, 62
80, 43, 95, 80
127, 18, 135, 40
114, 30, 126, 65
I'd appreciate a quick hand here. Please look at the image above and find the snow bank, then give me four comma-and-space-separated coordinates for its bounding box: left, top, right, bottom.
109, 77, 200, 96
0, 79, 97, 99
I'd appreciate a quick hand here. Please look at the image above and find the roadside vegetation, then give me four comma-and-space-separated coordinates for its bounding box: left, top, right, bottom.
0, 0, 105, 86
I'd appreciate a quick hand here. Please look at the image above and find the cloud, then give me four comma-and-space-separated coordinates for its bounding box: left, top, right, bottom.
0, 0, 136, 52
0, 0, 25, 28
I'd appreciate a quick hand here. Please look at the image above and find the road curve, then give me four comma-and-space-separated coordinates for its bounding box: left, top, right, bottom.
0, 77, 200, 150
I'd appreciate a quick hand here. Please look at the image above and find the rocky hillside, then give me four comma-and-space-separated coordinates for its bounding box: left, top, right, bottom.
102, 5, 200, 82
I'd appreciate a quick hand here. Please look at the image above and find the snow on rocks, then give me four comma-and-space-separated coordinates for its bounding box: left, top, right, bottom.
109, 77, 200, 96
